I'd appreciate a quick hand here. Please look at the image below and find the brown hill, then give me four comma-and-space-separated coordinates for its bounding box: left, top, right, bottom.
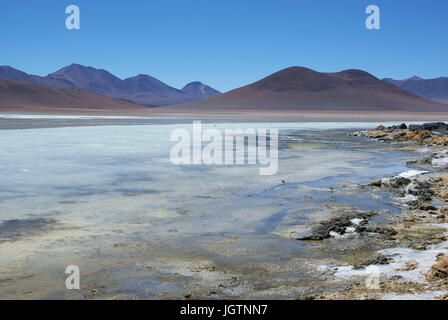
176, 67, 448, 112
0, 79, 148, 113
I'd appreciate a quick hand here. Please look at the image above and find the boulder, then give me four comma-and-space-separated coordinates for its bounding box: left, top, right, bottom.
409, 122, 448, 135
388, 123, 408, 131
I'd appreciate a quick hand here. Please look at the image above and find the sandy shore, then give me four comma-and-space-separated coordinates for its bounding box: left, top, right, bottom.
2, 109, 448, 131
2, 106, 448, 122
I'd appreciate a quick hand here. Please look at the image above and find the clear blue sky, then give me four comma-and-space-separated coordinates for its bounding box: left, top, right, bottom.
0, 0, 447, 92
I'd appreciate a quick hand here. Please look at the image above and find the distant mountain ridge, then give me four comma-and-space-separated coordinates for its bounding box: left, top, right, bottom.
176, 66, 448, 112
2, 64, 447, 114
0, 64, 221, 106
0, 79, 147, 112
383, 76, 448, 104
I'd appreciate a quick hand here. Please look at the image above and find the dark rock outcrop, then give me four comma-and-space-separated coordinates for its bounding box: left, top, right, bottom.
297, 211, 375, 241
408, 122, 448, 135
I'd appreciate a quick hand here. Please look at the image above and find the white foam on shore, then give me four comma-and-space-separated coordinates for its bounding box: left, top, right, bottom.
429, 150, 448, 168
432, 157, 448, 168
397, 194, 419, 204
329, 231, 344, 238
329, 220, 361, 239
381, 291, 446, 300
351, 218, 364, 226
329, 229, 358, 239
381, 170, 428, 186
331, 223, 448, 299
398, 170, 429, 179
380, 170, 429, 206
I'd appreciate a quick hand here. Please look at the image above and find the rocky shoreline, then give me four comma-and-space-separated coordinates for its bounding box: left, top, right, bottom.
309, 122, 448, 300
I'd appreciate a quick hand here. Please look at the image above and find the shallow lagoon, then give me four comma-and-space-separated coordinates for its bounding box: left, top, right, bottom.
0, 117, 426, 299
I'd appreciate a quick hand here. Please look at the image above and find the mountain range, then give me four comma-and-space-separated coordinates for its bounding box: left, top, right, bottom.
1, 64, 447, 114
0, 64, 221, 106
0, 79, 145, 113
383, 76, 448, 104
177, 67, 447, 112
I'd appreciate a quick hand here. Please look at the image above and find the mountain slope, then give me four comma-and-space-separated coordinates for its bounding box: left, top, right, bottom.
47, 64, 123, 96
383, 76, 448, 104
0, 64, 221, 106
0, 66, 72, 88
176, 67, 448, 112
120, 74, 188, 106
0, 66, 39, 83
182, 82, 221, 100
0, 79, 147, 112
